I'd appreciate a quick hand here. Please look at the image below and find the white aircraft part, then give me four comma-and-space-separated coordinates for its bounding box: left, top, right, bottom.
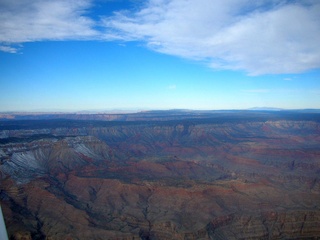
0, 205, 8, 240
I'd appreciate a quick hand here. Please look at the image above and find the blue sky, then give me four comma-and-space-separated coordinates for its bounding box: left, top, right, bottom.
0, 0, 320, 112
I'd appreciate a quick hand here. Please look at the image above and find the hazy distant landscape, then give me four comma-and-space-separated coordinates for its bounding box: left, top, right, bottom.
1, 110, 320, 239
1, 0, 320, 239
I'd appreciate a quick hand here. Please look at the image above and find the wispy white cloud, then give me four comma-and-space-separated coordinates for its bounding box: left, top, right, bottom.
168, 84, 176, 90
0, 0, 98, 52
1, 0, 320, 76
103, 0, 320, 75
0, 45, 19, 53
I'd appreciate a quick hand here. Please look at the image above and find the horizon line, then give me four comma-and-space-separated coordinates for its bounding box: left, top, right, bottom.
1, 107, 320, 115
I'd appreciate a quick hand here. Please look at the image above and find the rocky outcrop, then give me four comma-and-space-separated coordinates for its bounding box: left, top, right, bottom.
1, 113, 320, 239
206, 211, 320, 240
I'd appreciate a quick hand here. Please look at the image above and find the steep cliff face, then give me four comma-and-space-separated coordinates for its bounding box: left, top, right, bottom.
1, 114, 320, 239
206, 211, 320, 240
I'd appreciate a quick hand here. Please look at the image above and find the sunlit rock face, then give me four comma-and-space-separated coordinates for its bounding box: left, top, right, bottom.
1, 111, 320, 239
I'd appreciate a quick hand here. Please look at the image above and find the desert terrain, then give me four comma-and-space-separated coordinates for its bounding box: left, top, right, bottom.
1, 110, 320, 239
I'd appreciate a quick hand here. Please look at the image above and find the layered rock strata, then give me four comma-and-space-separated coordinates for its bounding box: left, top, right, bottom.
1, 114, 320, 239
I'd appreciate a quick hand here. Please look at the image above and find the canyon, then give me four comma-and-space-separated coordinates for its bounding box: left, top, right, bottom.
1, 110, 320, 239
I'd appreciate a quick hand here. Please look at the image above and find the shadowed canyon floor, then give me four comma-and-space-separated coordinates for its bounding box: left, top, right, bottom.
1, 110, 320, 239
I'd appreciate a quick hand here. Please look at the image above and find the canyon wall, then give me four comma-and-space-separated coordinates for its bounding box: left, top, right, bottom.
1, 112, 320, 239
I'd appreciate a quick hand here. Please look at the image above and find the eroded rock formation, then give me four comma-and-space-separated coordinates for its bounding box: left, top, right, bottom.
1, 111, 320, 239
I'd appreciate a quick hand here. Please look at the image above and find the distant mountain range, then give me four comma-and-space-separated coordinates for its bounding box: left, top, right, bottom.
248, 107, 283, 111
1, 108, 320, 122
